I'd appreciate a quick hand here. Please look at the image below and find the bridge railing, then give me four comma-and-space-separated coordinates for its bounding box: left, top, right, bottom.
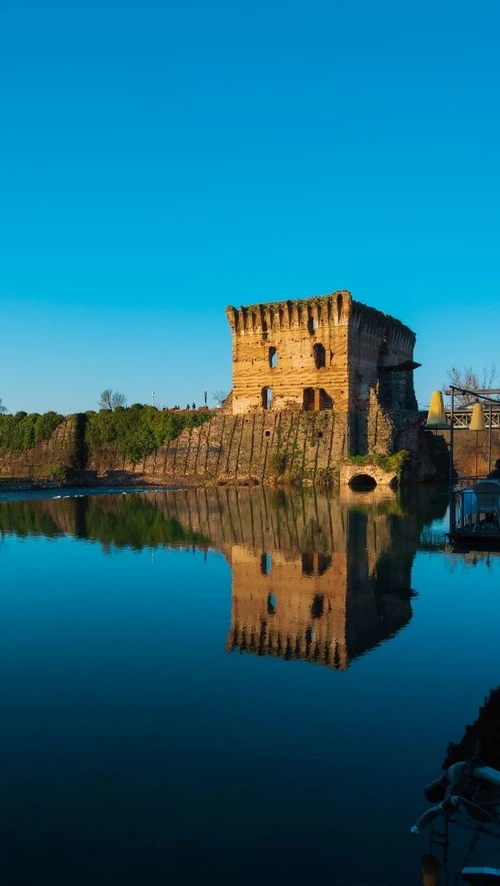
446, 409, 500, 429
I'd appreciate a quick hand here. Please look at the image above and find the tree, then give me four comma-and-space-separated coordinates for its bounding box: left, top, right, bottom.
99, 389, 127, 411
212, 390, 228, 407
0, 398, 6, 414
443, 365, 499, 406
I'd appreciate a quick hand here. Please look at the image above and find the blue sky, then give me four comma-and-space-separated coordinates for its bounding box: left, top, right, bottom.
1, 0, 499, 413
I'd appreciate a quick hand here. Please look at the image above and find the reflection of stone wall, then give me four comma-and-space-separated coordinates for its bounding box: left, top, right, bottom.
1, 486, 445, 669
227, 546, 349, 668
224, 496, 415, 670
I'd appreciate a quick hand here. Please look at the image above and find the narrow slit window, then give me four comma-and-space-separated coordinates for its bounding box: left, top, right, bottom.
262, 387, 273, 410
313, 343, 326, 369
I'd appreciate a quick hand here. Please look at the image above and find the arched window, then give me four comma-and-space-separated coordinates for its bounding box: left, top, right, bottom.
262, 320, 269, 341
262, 387, 273, 410
307, 316, 317, 335
269, 347, 278, 368
313, 343, 326, 369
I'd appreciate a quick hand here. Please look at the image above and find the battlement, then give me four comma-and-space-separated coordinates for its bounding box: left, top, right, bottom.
225, 290, 352, 336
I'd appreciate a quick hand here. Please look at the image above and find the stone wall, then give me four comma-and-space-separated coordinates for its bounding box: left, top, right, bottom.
0, 407, 432, 487
226, 291, 350, 416
430, 427, 500, 479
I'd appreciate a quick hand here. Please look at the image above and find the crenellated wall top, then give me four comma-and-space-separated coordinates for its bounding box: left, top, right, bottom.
226, 290, 352, 334
225, 289, 415, 347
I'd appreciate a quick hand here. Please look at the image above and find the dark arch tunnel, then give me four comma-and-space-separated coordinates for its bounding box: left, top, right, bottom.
348, 473, 378, 492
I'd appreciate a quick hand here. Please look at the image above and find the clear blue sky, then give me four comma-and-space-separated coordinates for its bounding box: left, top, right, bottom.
1, 0, 499, 413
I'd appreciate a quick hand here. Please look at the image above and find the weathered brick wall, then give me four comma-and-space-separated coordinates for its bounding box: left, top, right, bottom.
348, 301, 418, 455
226, 289, 419, 459
226, 291, 350, 415
431, 427, 500, 479
137, 410, 345, 485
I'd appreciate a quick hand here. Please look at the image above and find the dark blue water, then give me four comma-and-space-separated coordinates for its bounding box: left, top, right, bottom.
1, 486, 499, 885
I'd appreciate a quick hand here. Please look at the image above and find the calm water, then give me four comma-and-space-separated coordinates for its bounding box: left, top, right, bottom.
1, 485, 499, 885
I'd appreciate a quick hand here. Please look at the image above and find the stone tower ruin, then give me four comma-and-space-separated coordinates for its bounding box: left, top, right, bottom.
226, 289, 420, 456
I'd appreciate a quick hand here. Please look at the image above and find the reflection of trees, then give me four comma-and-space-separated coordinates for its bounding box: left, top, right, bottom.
0, 494, 210, 552
0, 501, 64, 539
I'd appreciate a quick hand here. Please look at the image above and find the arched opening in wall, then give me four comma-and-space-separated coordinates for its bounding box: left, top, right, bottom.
313, 343, 326, 369
307, 316, 317, 335
303, 387, 315, 411
319, 388, 333, 410
267, 593, 277, 614
337, 293, 343, 323
262, 387, 273, 410
349, 473, 377, 491
268, 347, 278, 368
262, 320, 269, 341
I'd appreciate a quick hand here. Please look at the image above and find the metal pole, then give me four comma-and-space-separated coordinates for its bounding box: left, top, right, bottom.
488, 403, 492, 473
449, 388, 455, 532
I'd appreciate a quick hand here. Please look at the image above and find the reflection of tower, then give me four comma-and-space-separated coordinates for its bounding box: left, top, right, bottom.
226, 493, 416, 670
226, 546, 349, 669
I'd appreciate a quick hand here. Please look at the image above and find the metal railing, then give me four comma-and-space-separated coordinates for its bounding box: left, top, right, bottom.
446, 410, 500, 429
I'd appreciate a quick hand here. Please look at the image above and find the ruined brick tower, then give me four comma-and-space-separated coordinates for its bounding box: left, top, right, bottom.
226, 289, 419, 456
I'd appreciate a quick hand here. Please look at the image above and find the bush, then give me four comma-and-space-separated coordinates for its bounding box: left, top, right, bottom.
84, 406, 211, 463
0, 411, 65, 454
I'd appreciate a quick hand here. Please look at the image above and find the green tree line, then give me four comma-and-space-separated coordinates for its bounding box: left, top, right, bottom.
84, 404, 210, 463
0, 406, 210, 461
0, 411, 65, 453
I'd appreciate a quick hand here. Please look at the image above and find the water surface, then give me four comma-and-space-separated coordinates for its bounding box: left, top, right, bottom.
1, 485, 499, 885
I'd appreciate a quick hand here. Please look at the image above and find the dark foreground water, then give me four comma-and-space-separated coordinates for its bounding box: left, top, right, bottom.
1, 485, 499, 885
